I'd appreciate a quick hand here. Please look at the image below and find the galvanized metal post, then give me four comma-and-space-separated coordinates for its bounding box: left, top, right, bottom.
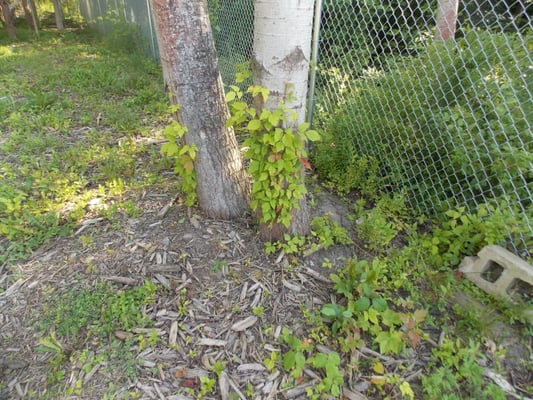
307, 0, 323, 128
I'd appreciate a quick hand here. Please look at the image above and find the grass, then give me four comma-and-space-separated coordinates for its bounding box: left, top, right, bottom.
0, 26, 172, 265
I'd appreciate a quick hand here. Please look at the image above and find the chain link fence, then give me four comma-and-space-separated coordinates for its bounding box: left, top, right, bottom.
312, 0, 532, 254
77, 0, 532, 254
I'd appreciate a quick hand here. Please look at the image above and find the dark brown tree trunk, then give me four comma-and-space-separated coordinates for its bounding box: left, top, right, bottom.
435, 0, 459, 41
149, 0, 250, 220
21, 0, 38, 36
21, 0, 34, 29
51, 0, 64, 31
1, 0, 16, 38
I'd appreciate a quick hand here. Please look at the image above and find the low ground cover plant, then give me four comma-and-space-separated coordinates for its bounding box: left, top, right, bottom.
0, 28, 171, 264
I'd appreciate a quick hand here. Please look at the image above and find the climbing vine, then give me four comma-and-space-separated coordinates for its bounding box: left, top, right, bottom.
160, 115, 198, 207
226, 79, 320, 228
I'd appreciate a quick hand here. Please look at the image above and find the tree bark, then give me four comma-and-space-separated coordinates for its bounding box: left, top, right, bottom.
149, 0, 250, 220
252, 0, 315, 239
21, 0, 34, 29
21, 0, 39, 36
51, 0, 65, 31
435, 0, 459, 41
1, 0, 16, 38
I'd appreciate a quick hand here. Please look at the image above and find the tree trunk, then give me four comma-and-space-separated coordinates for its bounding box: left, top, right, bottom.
21, 0, 39, 36
1, 0, 16, 38
51, 0, 65, 32
149, 0, 250, 220
435, 0, 459, 41
252, 0, 315, 239
21, 0, 34, 29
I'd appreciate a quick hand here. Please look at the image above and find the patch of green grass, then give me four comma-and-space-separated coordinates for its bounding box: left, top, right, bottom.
0, 26, 171, 264
38, 280, 157, 339
35, 280, 158, 398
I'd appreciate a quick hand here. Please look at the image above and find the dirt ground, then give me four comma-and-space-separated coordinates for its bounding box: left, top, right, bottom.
1, 182, 531, 399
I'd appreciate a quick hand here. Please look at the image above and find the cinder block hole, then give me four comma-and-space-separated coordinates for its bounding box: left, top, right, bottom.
506, 279, 533, 304
480, 261, 504, 283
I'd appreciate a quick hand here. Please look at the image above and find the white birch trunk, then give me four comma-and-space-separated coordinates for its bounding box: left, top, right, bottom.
252, 0, 315, 126
252, 0, 315, 239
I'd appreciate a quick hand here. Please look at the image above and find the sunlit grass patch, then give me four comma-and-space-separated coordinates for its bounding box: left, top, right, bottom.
0, 27, 171, 264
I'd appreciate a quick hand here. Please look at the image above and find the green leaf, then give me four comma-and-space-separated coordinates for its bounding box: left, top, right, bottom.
354, 296, 371, 312
283, 351, 296, 370
321, 304, 339, 319
400, 381, 415, 400
372, 298, 388, 312
247, 119, 262, 132
309, 353, 328, 368
225, 91, 236, 102
305, 129, 321, 141
268, 113, 280, 127
297, 122, 310, 132
374, 329, 404, 355
381, 308, 401, 327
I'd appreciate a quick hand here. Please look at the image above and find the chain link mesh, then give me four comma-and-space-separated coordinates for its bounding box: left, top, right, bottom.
314, 0, 531, 253
77, 0, 532, 253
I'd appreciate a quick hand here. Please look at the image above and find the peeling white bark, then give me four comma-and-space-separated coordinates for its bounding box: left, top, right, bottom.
252, 0, 315, 125
252, 0, 315, 239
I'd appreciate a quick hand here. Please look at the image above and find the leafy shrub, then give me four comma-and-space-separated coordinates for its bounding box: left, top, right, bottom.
319, 0, 434, 75
314, 30, 532, 218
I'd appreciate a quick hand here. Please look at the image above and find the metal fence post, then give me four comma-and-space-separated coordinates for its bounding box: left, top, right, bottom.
307, 0, 322, 128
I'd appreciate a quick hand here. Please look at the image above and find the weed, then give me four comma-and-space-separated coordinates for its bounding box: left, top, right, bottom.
160, 117, 198, 206
415, 202, 525, 268
252, 306, 265, 316
0, 29, 170, 265
353, 193, 410, 252
422, 338, 506, 399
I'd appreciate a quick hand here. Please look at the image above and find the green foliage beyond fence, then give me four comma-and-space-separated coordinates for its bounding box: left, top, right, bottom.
78, 0, 532, 254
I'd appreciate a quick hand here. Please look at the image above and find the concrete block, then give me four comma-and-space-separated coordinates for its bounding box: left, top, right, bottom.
459, 245, 533, 322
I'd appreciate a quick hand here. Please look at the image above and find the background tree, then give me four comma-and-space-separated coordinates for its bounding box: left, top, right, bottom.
149, 0, 250, 220
435, 0, 459, 41
252, 0, 315, 239
51, 0, 64, 31
1, 0, 16, 37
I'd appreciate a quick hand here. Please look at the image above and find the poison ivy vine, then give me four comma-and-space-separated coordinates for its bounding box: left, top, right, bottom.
160, 114, 198, 207
226, 78, 320, 228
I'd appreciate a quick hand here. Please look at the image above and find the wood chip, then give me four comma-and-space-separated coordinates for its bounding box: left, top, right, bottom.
342, 387, 369, 400
302, 266, 331, 283
157, 193, 180, 218
83, 362, 104, 384
284, 381, 318, 398
282, 280, 301, 292
231, 316, 258, 332
0, 358, 28, 369
197, 338, 227, 347
114, 330, 134, 340
218, 371, 230, 400
169, 321, 178, 346
74, 218, 104, 235
483, 369, 529, 399
236, 363, 267, 373
105, 276, 138, 286
189, 216, 201, 229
